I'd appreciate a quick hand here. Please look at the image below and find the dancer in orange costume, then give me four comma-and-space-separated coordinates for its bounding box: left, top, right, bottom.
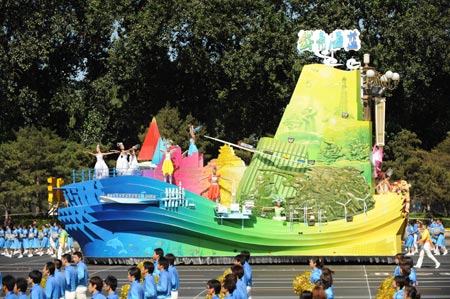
200, 165, 228, 202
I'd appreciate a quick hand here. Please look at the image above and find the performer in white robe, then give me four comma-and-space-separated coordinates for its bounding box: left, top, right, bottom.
87, 144, 115, 178
116, 142, 130, 175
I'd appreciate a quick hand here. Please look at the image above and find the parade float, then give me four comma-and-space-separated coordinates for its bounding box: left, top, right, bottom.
57, 29, 408, 264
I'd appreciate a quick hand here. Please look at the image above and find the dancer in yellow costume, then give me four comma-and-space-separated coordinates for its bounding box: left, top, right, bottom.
161, 146, 176, 184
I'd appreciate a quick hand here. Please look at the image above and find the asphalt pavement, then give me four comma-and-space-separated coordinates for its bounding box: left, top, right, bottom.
0, 250, 449, 299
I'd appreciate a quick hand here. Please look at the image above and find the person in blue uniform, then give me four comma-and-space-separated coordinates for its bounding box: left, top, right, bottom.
2, 274, 18, 299
435, 219, 448, 255
39, 224, 50, 256
141, 262, 157, 299
43, 261, 61, 299
320, 267, 334, 299
127, 267, 144, 299
0, 227, 6, 254
309, 257, 324, 283
153, 248, 164, 277
231, 265, 248, 299
62, 254, 77, 299
21, 226, 30, 257
400, 256, 417, 287
11, 226, 22, 258
30, 224, 40, 256
73, 251, 89, 299
405, 220, 416, 256
240, 251, 253, 299
392, 276, 406, 299
4, 226, 13, 257
88, 276, 106, 299
103, 275, 119, 299
165, 254, 179, 299
206, 279, 221, 299
53, 259, 65, 299
27, 270, 46, 299
156, 257, 172, 299
221, 274, 236, 299
393, 253, 404, 277
13, 277, 28, 299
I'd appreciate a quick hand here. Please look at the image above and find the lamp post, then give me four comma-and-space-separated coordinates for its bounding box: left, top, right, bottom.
361, 54, 400, 146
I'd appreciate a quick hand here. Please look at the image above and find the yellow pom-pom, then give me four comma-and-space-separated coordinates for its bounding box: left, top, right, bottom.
374, 276, 395, 299
120, 284, 130, 299
292, 271, 315, 295
40, 276, 47, 289
217, 268, 232, 283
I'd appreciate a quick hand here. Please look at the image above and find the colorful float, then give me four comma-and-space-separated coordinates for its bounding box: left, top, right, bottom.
57, 30, 408, 264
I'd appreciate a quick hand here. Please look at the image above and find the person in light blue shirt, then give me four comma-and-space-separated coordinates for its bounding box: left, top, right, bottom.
392, 276, 406, 299
320, 267, 335, 299
141, 262, 157, 299
13, 277, 28, 299
73, 251, 89, 299
127, 267, 144, 299
240, 250, 253, 299
28, 270, 46, 299
165, 254, 179, 299
156, 257, 171, 299
2, 274, 18, 299
88, 276, 106, 299
206, 279, 221, 299
222, 274, 236, 299
53, 259, 65, 299
44, 261, 61, 299
62, 254, 77, 299
152, 248, 164, 277
309, 257, 324, 284
103, 275, 119, 299
231, 265, 247, 299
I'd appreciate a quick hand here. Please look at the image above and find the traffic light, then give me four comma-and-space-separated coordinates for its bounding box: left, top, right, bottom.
56, 178, 64, 202
47, 177, 56, 203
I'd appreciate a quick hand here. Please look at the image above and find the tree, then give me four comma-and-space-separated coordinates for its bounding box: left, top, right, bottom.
0, 127, 90, 215
384, 130, 450, 216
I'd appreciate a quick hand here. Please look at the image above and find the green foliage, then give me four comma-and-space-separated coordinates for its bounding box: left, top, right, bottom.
0, 127, 91, 214
384, 130, 450, 216
0, 1, 449, 215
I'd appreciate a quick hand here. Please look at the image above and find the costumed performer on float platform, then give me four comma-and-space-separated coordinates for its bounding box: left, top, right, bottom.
127, 145, 140, 175
186, 124, 202, 156
161, 142, 177, 184
87, 144, 116, 179
115, 142, 130, 176
261, 195, 286, 221
199, 165, 229, 202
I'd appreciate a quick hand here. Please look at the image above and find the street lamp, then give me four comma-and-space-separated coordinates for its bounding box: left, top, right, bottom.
361, 54, 400, 146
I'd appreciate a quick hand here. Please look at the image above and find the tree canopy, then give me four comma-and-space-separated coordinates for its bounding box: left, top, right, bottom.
0, 0, 449, 215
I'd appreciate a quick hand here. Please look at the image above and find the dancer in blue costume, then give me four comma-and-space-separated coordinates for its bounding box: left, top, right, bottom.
39, 224, 50, 256
435, 219, 448, 255
0, 227, 5, 253
187, 125, 201, 156
21, 226, 30, 256
30, 224, 40, 256
4, 226, 13, 257
405, 220, 415, 256
10, 225, 22, 258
